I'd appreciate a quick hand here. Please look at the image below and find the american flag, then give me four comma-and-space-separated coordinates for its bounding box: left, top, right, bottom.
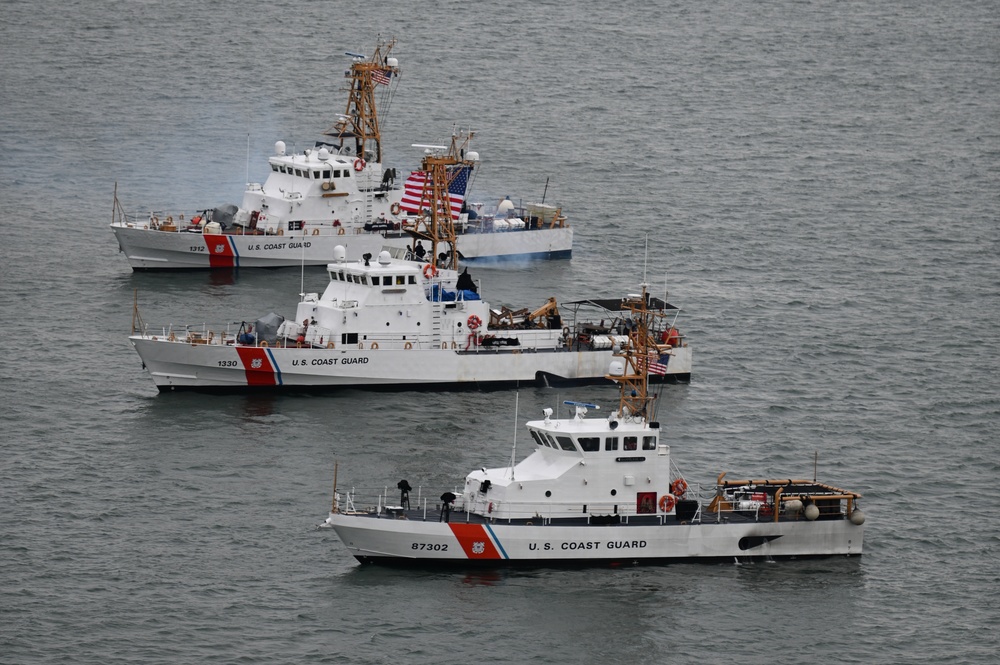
372, 68, 391, 85
638, 352, 670, 376
399, 166, 471, 219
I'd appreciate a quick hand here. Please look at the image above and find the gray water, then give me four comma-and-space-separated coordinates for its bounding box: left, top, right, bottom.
2, 1, 998, 663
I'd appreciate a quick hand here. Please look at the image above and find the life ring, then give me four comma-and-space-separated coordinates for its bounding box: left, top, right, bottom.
371, 342, 379, 350
404, 341, 413, 350
296, 341, 303, 348
670, 478, 688, 498
423, 263, 438, 279
353, 158, 366, 172
467, 314, 483, 331
441, 342, 447, 349
390, 202, 401, 216
327, 341, 335, 349
338, 227, 345, 235
312, 228, 319, 236
260, 341, 268, 347
659, 494, 676, 513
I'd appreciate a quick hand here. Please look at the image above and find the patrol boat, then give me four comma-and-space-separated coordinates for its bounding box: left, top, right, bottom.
319, 285, 865, 567
128, 144, 690, 392
110, 38, 572, 270
127, 252, 692, 391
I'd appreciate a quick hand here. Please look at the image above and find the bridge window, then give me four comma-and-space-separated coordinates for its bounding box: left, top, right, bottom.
623, 436, 638, 451
556, 436, 577, 452
323, 169, 331, 179
529, 430, 547, 447
271, 164, 279, 172
396, 275, 406, 285
642, 436, 657, 450
371, 276, 380, 285
605, 437, 619, 451
578, 437, 600, 452
409, 275, 416, 284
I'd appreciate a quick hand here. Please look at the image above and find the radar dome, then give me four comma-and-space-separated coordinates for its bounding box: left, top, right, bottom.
275, 141, 286, 156
608, 359, 625, 376
466, 151, 480, 162
377, 250, 392, 266
386, 57, 398, 68
318, 147, 331, 161
332, 245, 346, 263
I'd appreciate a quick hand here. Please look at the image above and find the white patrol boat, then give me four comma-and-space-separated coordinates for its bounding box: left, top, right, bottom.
110, 38, 572, 270
320, 286, 865, 567
127, 248, 692, 391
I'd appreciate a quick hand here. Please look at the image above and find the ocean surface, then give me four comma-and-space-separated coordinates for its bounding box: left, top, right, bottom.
2, 0, 998, 663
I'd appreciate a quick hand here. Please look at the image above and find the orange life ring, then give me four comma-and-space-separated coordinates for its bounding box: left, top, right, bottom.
423, 263, 438, 279
670, 478, 688, 498
327, 341, 335, 349
404, 341, 412, 349
371, 342, 379, 350
338, 227, 345, 235
467, 314, 482, 331
391, 202, 401, 216
260, 341, 268, 347
659, 494, 676, 513
353, 158, 366, 172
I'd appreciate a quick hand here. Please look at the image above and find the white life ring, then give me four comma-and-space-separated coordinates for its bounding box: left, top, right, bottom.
353, 158, 366, 172
390, 202, 401, 216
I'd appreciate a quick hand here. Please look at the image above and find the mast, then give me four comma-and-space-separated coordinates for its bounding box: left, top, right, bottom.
323, 37, 400, 165
405, 132, 475, 271
608, 284, 673, 423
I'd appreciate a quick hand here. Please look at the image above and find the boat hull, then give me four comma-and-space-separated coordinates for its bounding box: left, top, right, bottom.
130, 337, 693, 391
112, 224, 573, 270
324, 513, 864, 567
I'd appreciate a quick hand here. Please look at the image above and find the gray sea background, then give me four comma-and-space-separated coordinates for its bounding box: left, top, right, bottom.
2, 0, 998, 663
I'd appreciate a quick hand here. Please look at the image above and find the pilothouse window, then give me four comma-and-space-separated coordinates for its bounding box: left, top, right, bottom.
556, 436, 577, 452
643, 436, 657, 450
605, 437, 619, 451
624, 436, 638, 451
578, 437, 600, 452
